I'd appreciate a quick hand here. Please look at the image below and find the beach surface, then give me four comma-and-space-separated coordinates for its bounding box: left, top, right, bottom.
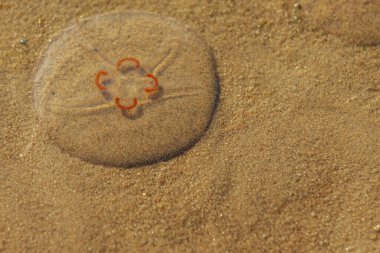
0, 0, 379, 252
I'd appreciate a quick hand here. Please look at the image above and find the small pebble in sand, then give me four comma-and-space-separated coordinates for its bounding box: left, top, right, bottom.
294, 3, 302, 9
19, 37, 28, 45
37, 18, 44, 27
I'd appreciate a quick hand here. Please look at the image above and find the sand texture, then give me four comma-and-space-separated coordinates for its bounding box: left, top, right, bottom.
0, 0, 379, 252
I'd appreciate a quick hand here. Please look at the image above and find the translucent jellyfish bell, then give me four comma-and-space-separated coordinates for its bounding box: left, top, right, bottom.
33, 12, 218, 167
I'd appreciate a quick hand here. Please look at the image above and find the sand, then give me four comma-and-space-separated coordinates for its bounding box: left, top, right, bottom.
0, 0, 379, 252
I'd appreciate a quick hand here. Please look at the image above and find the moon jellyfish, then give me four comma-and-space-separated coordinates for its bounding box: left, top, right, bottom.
33, 12, 218, 167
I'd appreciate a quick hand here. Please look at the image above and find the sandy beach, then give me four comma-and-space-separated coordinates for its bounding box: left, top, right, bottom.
0, 0, 379, 252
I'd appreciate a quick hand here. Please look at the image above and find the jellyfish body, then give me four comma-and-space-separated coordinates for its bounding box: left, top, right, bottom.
33, 12, 218, 167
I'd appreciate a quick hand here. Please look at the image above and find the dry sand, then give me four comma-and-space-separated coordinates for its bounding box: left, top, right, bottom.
0, 0, 379, 252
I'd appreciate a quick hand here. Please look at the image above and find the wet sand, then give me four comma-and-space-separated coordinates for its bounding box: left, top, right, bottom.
0, 0, 379, 252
